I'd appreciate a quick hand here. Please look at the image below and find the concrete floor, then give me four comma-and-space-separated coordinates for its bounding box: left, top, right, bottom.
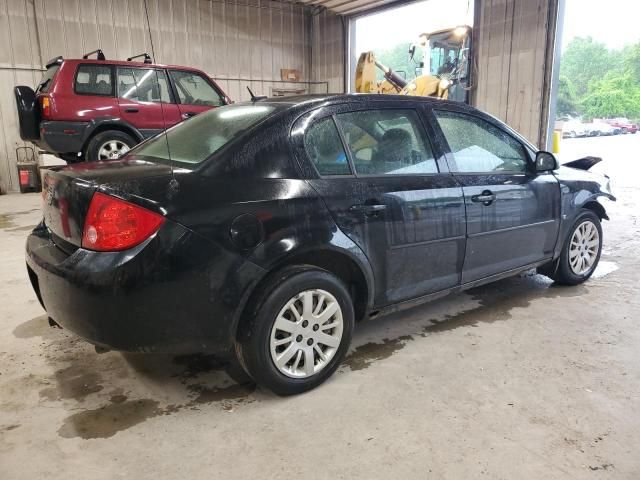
1, 134, 639, 479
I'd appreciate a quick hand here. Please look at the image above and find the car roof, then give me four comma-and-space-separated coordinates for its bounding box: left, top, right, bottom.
61, 58, 207, 73
259, 93, 461, 108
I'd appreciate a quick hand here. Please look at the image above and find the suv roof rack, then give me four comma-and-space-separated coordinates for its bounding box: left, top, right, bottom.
127, 53, 153, 64
45, 56, 63, 69
82, 49, 106, 60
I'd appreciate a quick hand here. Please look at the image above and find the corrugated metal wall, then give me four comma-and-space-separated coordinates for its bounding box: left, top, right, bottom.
473, 0, 558, 147
0, 0, 345, 193
310, 9, 345, 93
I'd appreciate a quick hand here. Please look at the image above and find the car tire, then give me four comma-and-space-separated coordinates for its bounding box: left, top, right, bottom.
621, 127, 628, 134
545, 210, 603, 286
236, 265, 354, 395
569, 131, 577, 138
85, 130, 136, 162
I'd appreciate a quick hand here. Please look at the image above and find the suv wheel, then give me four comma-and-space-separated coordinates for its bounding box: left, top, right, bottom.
236, 266, 354, 395
545, 210, 602, 285
85, 130, 136, 162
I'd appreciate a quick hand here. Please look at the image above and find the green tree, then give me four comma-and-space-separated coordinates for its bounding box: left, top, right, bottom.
560, 37, 612, 97
580, 71, 640, 118
556, 75, 578, 117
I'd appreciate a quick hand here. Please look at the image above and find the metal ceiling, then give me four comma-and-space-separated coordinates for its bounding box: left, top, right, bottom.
294, 0, 403, 16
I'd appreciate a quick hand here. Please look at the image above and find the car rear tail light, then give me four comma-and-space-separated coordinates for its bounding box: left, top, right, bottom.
82, 192, 164, 252
40, 96, 52, 118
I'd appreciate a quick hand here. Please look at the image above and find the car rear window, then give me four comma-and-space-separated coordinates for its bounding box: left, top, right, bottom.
75, 65, 113, 96
133, 104, 276, 165
36, 65, 59, 93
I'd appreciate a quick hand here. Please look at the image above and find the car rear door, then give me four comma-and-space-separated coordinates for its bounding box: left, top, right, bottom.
168, 70, 227, 120
430, 107, 561, 284
116, 67, 181, 138
294, 102, 466, 306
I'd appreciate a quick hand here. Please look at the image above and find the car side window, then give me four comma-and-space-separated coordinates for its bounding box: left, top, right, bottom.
168, 70, 225, 107
335, 110, 437, 175
304, 117, 351, 176
75, 65, 113, 96
117, 68, 172, 103
434, 110, 528, 173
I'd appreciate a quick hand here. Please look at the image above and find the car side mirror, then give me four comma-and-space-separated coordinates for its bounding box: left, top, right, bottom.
535, 151, 558, 172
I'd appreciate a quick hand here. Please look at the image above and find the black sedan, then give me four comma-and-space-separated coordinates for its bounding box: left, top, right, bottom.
26, 94, 615, 394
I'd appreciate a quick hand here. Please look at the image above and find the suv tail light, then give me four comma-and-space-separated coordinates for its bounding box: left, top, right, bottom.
40, 96, 51, 118
82, 192, 165, 251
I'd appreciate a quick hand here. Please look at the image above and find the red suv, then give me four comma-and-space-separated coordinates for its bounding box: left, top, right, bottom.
15, 50, 231, 163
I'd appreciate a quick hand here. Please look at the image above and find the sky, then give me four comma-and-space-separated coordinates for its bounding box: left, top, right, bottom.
561, 0, 640, 52
354, 0, 473, 54
353, 0, 640, 56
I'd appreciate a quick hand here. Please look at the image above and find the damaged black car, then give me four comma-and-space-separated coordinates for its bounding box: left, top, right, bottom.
26, 94, 615, 394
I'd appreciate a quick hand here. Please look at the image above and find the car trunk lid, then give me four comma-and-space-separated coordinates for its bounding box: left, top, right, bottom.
41, 159, 174, 249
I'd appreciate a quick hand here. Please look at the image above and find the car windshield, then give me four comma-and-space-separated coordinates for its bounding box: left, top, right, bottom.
133, 104, 276, 165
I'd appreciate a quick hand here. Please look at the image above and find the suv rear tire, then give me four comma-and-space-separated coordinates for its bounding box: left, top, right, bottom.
236, 266, 354, 395
85, 130, 136, 162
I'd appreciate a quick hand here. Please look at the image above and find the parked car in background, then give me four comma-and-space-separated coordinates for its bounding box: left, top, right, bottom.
26, 94, 615, 394
585, 121, 617, 136
605, 118, 637, 134
14, 50, 231, 163
562, 120, 588, 138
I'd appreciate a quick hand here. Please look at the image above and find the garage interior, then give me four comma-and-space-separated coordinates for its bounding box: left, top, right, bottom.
2, 0, 639, 478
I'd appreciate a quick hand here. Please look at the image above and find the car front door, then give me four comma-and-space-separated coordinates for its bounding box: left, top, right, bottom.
295, 104, 466, 306
431, 108, 561, 284
168, 70, 226, 120
116, 67, 181, 138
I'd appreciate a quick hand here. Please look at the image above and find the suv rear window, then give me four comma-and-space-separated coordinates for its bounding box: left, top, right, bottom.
75, 65, 113, 96
133, 104, 276, 165
36, 65, 59, 93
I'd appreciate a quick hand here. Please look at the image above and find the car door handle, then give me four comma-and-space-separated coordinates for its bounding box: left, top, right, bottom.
124, 108, 139, 113
182, 112, 197, 119
350, 204, 388, 214
471, 191, 496, 206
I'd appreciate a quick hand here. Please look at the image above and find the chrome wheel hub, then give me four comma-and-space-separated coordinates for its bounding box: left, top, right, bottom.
98, 140, 130, 160
269, 289, 343, 379
569, 220, 600, 275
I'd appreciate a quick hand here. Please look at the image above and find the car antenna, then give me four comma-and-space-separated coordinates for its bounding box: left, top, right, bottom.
247, 86, 267, 102
143, 0, 178, 195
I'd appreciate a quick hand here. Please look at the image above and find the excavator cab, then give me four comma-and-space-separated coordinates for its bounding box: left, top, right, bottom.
356, 25, 472, 104
419, 26, 471, 102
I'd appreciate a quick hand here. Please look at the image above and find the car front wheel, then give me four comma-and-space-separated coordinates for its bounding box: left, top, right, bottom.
546, 210, 603, 285
236, 266, 354, 395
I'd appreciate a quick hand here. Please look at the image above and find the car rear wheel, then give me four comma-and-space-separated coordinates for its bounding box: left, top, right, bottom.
236, 266, 354, 395
544, 210, 602, 285
85, 130, 136, 162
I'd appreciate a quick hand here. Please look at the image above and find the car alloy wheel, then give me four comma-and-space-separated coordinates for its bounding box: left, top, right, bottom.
568, 220, 600, 275
98, 140, 130, 160
269, 289, 344, 379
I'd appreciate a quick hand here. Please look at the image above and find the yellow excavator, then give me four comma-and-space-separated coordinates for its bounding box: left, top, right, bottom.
355, 25, 472, 103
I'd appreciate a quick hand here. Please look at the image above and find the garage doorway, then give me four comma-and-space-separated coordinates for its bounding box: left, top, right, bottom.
553, 0, 640, 188
347, 0, 474, 92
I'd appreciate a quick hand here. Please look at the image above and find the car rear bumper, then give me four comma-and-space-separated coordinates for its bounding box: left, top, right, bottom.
34, 121, 89, 154
25, 221, 265, 354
